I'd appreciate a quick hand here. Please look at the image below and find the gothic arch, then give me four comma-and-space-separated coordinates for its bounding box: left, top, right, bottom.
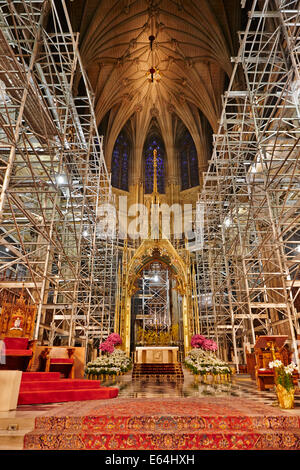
120, 238, 193, 356
143, 125, 166, 194
111, 129, 131, 191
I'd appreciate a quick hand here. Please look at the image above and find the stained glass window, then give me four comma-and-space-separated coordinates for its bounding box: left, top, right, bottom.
111, 131, 129, 191
144, 135, 165, 194
179, 130, 199, 190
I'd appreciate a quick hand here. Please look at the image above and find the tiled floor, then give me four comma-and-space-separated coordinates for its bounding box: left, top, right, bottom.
110, 370, 300, 411
1, 370, 300, 422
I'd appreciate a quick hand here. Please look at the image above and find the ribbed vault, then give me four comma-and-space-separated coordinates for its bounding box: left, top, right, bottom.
68, 0, 242, 183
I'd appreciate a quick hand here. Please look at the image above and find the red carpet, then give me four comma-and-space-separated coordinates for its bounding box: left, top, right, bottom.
18, 372, 118, 405
23, 397, 300, 450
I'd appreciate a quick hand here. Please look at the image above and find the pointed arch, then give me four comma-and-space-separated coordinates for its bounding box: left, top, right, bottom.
120, 238, 193, 356
111, 129, 131, 191
177, 127, 199, 190
143, 130, 165, 194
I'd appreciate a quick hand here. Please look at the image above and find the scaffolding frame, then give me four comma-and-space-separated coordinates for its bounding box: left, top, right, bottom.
195, 0, 300, 369
137, 264, 171, 330
0, 0, 119, 355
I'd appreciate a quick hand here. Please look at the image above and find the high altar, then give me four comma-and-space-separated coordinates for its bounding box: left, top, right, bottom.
135, 346, 179, 364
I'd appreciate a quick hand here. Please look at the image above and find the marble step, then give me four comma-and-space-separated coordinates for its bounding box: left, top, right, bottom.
0, 416, 35, 431
0, 428, 34, 450
0, 417, 35, 451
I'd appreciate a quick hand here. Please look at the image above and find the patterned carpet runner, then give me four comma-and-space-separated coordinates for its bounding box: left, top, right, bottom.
23, 397, 300, 450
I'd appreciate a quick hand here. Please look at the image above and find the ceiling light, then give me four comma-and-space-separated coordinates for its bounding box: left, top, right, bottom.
147, 67, 161, 83
224, 217, 232, 227
56, 175, 66, 185
149, 35, 155, 50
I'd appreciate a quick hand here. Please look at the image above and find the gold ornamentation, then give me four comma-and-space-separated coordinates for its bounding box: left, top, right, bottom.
0, 294, 36, 339
118, 149, 194, 355
137, 324, 179, 346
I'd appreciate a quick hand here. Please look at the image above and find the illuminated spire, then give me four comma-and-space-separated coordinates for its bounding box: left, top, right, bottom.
152, 148, 159, 202
150, 148, 161, 238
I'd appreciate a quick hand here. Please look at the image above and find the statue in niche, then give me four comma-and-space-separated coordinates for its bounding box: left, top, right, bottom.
10, 311, 24, 331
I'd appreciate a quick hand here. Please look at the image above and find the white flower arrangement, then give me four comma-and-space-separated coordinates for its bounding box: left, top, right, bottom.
284, 362, 298, 374
268, 359, 298, 392
268, 359, 283, 369
269, 360, 298, 375
184, 348, 232, 376
85, 349, 132, 376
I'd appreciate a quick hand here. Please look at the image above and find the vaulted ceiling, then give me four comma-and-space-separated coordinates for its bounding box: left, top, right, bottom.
68, 0, 243, 182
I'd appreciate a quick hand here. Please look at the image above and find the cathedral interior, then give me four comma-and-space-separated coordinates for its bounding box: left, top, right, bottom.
1, 0, 300, 453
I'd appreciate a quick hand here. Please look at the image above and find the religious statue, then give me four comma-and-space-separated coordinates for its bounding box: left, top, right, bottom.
10, 312, 24, 331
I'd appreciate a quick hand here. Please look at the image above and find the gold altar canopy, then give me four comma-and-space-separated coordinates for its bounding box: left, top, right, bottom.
114, 148, 194, 356
116, 237, 193, 356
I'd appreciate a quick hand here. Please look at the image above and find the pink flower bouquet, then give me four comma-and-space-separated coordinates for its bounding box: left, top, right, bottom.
99, 340, 115, 354
191, 334, 217, 352
191, 334, 206, 348
99, 333, 122, 354
202, 338, 218, 351
107, 333, 122, 346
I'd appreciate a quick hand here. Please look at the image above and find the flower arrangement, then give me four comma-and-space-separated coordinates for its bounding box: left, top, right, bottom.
268, 359, 298, 409
85, 349, 132, 378
99, 332, 122, 354
107, 333, 122, 346
269, 360, 298, 392
191, 334, 205, 349
191, 334, 218, 352
184, 348, 232, 377
99, 341, 115, 354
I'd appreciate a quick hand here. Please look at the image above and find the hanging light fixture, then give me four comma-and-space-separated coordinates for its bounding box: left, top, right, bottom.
149, 35, 155, 50
147, 66, 161, 83
146, 24, 161, 83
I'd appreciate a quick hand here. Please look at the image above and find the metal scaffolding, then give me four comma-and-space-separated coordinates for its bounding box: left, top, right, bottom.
0, 0, 119, 354
137, 264, 171, 330
195, 0, 300, 369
